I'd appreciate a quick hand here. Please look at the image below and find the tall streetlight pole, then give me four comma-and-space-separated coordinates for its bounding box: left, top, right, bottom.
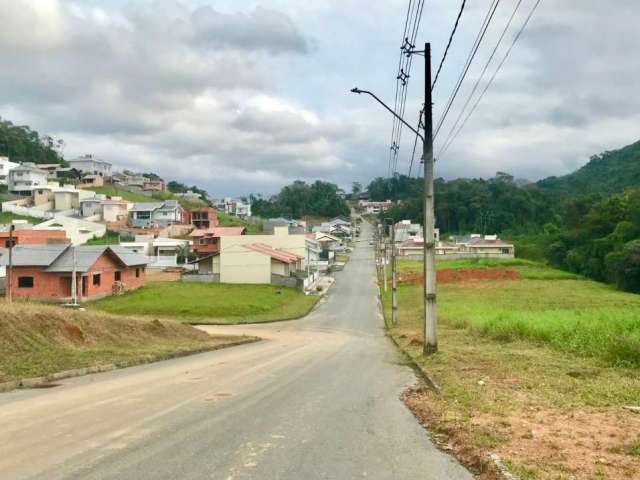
351, 41, 438, 354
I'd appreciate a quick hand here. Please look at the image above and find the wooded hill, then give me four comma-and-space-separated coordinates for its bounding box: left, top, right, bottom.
0, 118, 65, 164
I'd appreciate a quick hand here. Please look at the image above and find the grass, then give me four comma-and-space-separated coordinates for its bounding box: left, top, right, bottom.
89, 282, 318, 324
382, 258, 640, 478
87, 185, 151, 202
218, 211, 262, 234
83, 229, 127, 245
0, 211, 42, 225
0, 301, 248, 382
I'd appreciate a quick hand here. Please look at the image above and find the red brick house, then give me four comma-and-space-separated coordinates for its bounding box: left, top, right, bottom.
1, 244, 148, 301
185, 207, 219, 230
190, 226, 245, 256
0, 229, 68, 248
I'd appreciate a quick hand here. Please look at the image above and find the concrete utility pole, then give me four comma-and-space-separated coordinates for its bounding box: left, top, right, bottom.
382, 238, 388, 292
423, 43, 438, 354
391, 220, 398, 326
7, 224, 15, 303
70, 246, 78, 306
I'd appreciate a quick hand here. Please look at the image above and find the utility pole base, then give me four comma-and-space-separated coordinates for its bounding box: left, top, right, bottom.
423, 343, 438, 355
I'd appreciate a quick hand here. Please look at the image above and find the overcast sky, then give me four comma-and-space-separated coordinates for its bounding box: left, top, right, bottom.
1, 0, 638, 197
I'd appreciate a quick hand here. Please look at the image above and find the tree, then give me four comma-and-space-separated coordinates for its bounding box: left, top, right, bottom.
351, 181, 362, 196
615, 240, 640, 292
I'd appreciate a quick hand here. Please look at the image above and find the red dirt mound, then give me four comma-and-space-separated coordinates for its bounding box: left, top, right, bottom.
398, 268, 521, 285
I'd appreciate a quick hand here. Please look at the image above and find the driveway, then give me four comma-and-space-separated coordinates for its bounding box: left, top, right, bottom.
0, 222, 471, 480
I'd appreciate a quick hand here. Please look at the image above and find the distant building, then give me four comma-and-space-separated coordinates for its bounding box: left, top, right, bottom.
185, 207, 219, 230
129, 200, 184, 228
68, 155, 112, 179
0, 157, 20, 185
359, 200, 393, 214
7, 164, 49, 194
190, 226, 246, 256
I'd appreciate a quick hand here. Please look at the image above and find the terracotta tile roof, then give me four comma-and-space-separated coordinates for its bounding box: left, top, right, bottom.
242, 243, 303, 263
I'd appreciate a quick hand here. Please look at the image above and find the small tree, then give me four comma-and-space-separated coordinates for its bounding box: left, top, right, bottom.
615, 240, 640, 292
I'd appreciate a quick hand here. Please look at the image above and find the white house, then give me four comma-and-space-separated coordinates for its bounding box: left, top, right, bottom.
121, 235, 191, 268
68, 155, 112, 179
35, 217, 106, 245
0, 157, 19, 185
8, 164, 49, 194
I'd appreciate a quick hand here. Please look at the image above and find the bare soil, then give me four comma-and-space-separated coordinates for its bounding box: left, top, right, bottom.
398, 268, 521, 285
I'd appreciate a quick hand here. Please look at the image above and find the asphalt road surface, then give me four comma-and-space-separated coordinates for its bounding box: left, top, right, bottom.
0, 222, 471, 480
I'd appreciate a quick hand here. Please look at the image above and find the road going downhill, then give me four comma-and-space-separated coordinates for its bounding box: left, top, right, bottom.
0, 222, 472, 480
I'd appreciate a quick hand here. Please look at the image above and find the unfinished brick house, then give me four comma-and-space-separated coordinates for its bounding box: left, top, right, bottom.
190, 226, 245, 256
185, 207, 219, 230
0, 244, 148, 301
0, 229, 68, 248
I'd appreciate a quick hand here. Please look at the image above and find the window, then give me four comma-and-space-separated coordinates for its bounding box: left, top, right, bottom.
501, 248, 511, 255
114, 271, 121, 282
135, 268, 140, 278
93, 273, 101, 286
18, 277, 34, 288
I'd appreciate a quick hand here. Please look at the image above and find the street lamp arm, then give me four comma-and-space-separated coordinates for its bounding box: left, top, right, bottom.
351, 87, 425, 142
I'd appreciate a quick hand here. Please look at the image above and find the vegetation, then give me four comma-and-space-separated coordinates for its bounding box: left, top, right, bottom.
0, 117, 65, 164
84, 230, 132, 245
0, 211, 42, 225
217, 211, 262, 234
167, 181, 209, 200
383, 259, 640, 479
0, 301, 248, 382
87, 185, 151, 202
89, 282, 319, 324
251, 180, 350, 219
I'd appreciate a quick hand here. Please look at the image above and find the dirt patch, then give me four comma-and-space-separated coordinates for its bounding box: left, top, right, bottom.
398, 268, 521, 285
402, 385, 503, 479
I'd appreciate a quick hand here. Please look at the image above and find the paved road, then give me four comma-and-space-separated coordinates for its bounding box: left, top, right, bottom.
0, 222, 471, 480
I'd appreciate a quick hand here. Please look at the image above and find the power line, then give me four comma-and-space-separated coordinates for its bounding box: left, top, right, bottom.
432, 0, 467, 91
433, 0, 501, 140
437, 0, 524, 153
407, 109, 424, 177
438, 0, 543, 159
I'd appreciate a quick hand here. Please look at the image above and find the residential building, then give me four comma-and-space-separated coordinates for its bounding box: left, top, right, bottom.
0, 228, 68, 248
68, 155, 112, 179
80, 197, 105, 218
143, 179, 165, 192
215, 197, 252, 217
264, 218, 305, 235
120, 235, 191, 268
102, 198, 131, 223
35, 217, 107, 245
0, 244, 147, 301
398, 234, 515, 259
8, 164, 49, 194
129, 200, 184, 228
466, 235, 515, 257
0, 156, 19, 185
191, 226, 246, 256
358, 200, 393, 214
174, 190, 202, 201
185, 207, 219, 230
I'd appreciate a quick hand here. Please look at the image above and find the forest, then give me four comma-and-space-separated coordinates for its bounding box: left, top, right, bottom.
0, 118, 65, 164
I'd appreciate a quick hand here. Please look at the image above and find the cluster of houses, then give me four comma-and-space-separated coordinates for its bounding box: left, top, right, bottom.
386, 220, 515, 259
0, 156, 354, 303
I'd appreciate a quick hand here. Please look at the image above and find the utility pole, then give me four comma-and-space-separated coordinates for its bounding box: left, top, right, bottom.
423, 42, 438, 354
70, 246, 78, 306
382, 238, 388, 292
7, 224, 15, 303
391, 219, 398, 326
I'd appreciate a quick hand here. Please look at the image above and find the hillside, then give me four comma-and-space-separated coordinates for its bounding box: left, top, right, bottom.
537, 140, 640, 196
0, 117, 64, 164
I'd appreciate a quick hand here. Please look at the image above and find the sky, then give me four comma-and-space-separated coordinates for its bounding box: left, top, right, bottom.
1, 0, 639, 197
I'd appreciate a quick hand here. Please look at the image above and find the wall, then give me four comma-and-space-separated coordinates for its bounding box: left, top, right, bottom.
103, 204, 128, 223
400, 252, 516, 261
0, 229, 68, 246
8, 267, 69, 299
221, 230, 306, 259
83, 252, 146, 298
219, 244, 270, 284
271, 274, 300, 289
182, 273, 219, 283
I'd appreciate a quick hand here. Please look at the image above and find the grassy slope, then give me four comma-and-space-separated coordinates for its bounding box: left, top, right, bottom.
87, 185, 151, 202
217, 211, 262, 234
0, 211, 42, 225
384, 259, 640, 478
0, 301, 245, 382
89, 282, 318, 324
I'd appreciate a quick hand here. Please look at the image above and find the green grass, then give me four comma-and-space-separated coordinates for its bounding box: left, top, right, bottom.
89, 282, 318, 324
386, 259, 640, 366
0, 211, 42, 225
218, 212, 262, 234
87, 185, 151, 202
83, 230, 125, 245
0, 301, 246, 381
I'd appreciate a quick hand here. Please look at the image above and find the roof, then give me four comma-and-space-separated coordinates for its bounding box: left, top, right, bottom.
10, 165, 48, 175
156, 200, 181, 210
188, 252, 219, 264
190, 227, 245, 237
468, 237, 513, 247
130, 202, 163, 212
242, 243, 303, 263
0, 244, 68, 267
46, 245, 148, 272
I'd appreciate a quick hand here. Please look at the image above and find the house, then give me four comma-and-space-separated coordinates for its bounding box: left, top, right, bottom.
129, 200, 184, 228
193, 243, 304, 288
174, 190, 202, 201
35, 217, 106, 245
0, 244, 147, 301
8, 164, 49, 194
80, 197, 105, 218
397, 239, 458, 257
190, 226, 246, 256
0, 156, 19, 185
120, 235, 191, 268
77, 174, 104, 188
0, 228, 68, 248
143, 179, 165, 192
68, 155, 112, 179
359, 200, 393, 214
185, 207, 219, 230
215, 197, 252, 217
102, 198, 131, 223
264, 218, 305, 235
466, 235, 515, 257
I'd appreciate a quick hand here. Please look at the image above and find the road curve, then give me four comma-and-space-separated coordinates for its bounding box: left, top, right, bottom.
0, 222, 471, 480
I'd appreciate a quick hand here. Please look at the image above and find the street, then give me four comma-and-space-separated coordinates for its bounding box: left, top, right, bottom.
0, 223, 471, 480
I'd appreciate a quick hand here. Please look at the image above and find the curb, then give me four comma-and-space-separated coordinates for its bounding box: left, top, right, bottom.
0, 337, 261, 394
386, 331, 441, 393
